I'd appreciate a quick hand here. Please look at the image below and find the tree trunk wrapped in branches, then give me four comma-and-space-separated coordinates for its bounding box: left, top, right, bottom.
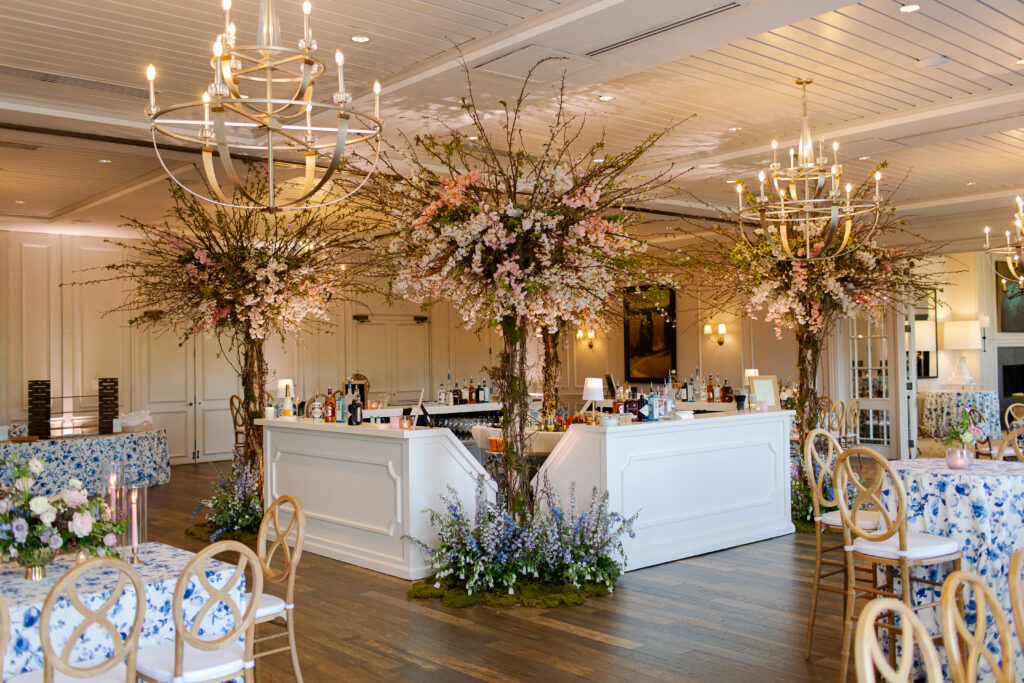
492, 317, 532, 513
540, 329, 561, 420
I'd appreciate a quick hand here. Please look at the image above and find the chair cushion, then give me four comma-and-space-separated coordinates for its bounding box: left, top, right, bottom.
136, 641, 246, 683
819, 509, 879, 530
249, 592, 287, 619
853, 531, 960, 561
8, 661, 127, 683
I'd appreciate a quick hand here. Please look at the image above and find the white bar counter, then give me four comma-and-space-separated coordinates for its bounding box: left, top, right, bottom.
361, 401, 501, 420
535, 410, 794, 571
258, 418, 495, 580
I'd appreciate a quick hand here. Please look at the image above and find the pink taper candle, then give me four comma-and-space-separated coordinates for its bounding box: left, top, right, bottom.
131, 488, 139, 550
108, 473, 116, 515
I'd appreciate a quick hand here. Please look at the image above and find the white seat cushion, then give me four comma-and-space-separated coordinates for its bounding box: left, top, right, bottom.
249, 592, 287, 619
9, 660, 127, 682
853, 531, 960, 561
136, 641, 246, 683
819, 509, 879, 530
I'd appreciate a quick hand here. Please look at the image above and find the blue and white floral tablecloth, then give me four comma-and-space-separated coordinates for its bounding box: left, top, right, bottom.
1, 542, 244, 677
0, 430, 170, 495
880, 459, 1024, 682
919, 390, 1000, 440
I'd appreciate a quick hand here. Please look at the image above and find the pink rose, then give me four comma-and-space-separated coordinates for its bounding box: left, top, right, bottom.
62, 488, 88, 508
69, 510, 94, 538
103, 533, 117, 547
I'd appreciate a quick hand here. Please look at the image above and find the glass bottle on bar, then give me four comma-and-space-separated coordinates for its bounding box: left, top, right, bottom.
452, 379, 462, 405
324, 387, 335, 423
467, 378, 476, 404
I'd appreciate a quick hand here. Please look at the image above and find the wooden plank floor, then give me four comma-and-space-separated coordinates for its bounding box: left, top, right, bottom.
150, 464, 844, 682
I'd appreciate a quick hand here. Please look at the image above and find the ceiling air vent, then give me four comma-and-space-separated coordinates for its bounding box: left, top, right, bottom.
585, 2, 742, 57
0, 64, 150, 98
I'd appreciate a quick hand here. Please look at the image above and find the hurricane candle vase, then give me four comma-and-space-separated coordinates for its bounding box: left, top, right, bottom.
945, 447, 971, 470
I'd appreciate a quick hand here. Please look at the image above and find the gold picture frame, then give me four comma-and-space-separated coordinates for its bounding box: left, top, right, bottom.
748, 375, 781, 411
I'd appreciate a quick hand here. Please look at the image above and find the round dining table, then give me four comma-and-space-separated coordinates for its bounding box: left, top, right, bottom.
880, 458, 1024, 682
918, 389, 1001, 440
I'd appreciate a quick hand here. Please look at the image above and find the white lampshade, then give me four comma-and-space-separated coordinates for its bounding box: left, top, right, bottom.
276, 378, 294, 398
717, 323, 727, 335
942, 321, 982, 351
744, 368, 759, 379
582, 377, 604, 401
914, 320, 936, 352
703, 323, 712, 335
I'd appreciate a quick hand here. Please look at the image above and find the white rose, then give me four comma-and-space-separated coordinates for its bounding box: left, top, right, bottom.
27, 459, 44, 476
39, 508, 56, 527
68, 478, 83, 490
28, 496, 50, 516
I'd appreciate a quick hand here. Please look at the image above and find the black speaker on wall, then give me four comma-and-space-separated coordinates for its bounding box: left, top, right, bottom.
27, 380, 51, 439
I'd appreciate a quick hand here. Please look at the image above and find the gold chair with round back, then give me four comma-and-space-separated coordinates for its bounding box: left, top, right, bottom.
834, 446, 962, 682
995, 425, 1024, 461
8, 557, 146, 682
253, 495, 307, 682
136, 540, 263, 683
855, 597, 942, 683
941, 570, 1015, 683
1009, 550, 1024, 655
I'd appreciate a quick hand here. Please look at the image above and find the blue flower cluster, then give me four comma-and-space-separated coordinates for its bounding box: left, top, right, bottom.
191, 463, 262, 541
409, 476, 637, 595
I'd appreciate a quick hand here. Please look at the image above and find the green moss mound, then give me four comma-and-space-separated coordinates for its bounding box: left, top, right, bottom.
409, 577, 614, 608
185, 521, 259, 544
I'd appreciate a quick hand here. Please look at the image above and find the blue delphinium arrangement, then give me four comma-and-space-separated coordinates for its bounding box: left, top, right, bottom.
190, 463, 263, 542
407, 476, 637, 606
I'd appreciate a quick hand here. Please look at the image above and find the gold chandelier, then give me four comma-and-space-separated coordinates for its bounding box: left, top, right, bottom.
143, 0, 382, 212
983, 195, 1024, 289
736, 78, 881, 261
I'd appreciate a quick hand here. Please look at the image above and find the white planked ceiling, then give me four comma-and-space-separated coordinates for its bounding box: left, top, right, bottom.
0, 0, 1022, 248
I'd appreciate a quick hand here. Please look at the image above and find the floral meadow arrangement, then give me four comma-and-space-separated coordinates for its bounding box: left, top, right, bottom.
0, 455, 124, 573
406, 477, 637, 608
188, 463, 263, 543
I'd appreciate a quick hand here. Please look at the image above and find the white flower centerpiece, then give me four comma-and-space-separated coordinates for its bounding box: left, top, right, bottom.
0, 455, 124, 580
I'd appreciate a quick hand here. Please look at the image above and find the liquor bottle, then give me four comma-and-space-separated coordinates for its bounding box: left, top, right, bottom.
476, 380, 485, 403
721, 377, 734, 403
625, 388, 638, 419
348, 386, 363, 425
336, 385, 346, 423
437, 383, 445, 404
282, 384, 293, 417
467, 378, 476, 404
452, 379, 463, 405
705, 374, 713, 403
324, 387, 335, 423
445, 374, 453, 406
637, 388, 648, 422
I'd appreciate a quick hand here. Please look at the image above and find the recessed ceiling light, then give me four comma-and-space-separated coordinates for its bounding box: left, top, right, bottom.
916, 54, 949, 68
99, 159, 112, 164
598, 95, 614, 101
858, 155, 870, 161
14, 200, 25, 204
966, 181, 977, 186
728, 126, 741, 132
593, 158, 605, 163
467, 135, 478, 141
726, 179, 737, 184
899, 3, 920, 12
1017, 57, 1024, 65
351, 35, 370, 43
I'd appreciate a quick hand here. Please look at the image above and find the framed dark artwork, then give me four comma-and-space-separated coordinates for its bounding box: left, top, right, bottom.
624, 287, 676, 383
996, 261, 1024, 333
913, 289, 937, 379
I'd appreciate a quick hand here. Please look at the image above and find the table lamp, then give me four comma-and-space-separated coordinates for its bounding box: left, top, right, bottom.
582, 377, 604, 422
942, 321, 981, 388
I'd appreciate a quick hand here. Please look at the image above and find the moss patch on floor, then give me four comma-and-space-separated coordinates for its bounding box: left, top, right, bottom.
185, 521, 258, 545
409, 577, 614, 608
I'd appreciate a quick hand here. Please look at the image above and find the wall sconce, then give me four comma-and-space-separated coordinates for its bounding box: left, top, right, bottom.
979, 313, 990, 352
576, 326, 596, 349
704, 322, 726, 346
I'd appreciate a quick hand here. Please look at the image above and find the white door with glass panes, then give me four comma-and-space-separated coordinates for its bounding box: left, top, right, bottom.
833, 311, 912, 459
